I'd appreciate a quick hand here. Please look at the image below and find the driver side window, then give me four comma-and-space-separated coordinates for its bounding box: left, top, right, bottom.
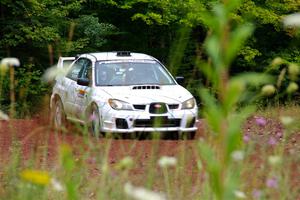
80, 59, 92, 80
66, 58, 86, 81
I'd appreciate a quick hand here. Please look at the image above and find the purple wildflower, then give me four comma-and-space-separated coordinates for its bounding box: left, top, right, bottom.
89, 113, 97, 121
266, 177, 278, 188
252, 189, 262, 199
255, 117, 267, 127
276, 131, 283, 138
243, 134, 250, 143
87, 157, 96, 164
268, 136, 277, 146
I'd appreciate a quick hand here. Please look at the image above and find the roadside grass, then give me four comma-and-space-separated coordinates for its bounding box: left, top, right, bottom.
257, 103, 300, 120
243, 105, 300, 199
0, 105, 299, 199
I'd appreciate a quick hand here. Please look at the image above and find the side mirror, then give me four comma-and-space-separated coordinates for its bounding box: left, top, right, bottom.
176, 76, 185, 86
77, 78, 90, 86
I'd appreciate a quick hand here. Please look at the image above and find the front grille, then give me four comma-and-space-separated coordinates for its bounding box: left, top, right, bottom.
168, 104, 179, 109
149, 103, 167, 114
133, 104, 146, 110
116, 118, 128, 129
134, 117, 181, 128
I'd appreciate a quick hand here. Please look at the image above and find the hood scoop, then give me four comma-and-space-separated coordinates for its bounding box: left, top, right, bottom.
132, 85, 161, 90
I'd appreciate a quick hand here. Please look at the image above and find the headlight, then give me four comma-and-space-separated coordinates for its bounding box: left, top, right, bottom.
182, 98, 195, 109
108, 99, 133, 110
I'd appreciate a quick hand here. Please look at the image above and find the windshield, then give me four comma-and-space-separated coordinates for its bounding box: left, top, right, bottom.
95, 61, 176, 86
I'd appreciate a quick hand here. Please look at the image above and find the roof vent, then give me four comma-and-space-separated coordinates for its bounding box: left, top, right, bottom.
132, 85, 160, 90
116, 51, 131, 57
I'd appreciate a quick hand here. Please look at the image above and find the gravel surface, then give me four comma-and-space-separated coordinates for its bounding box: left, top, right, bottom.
0, 117, 299, 198
0, 119, 206, 168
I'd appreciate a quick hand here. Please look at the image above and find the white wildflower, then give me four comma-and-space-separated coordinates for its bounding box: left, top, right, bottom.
197, 160, 203, 170
157, 156, 177, 168
0, 57, 20, 67
283, 13, 300, 28
231, 150, 244, 161
124, 182, 166, 200
287, 82, 298, 93
288, 63, 300, 77
51, 178, 64, 192
0, 110, 9, 121
101, 162, 109, 174
280, 116, 294, 126
234, 190, 247, 199
268, 155, 282, 166
271, 57, 284, 67
42, 65, 70, 82
116, 156, 134, 170
261, 85, 276, 96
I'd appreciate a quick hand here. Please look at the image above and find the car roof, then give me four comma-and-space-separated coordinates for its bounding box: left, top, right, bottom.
85, 52, 156, 61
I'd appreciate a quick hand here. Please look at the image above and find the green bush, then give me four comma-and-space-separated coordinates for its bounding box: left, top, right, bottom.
0, 63, 49, 118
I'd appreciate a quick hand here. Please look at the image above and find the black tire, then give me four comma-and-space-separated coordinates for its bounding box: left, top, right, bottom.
52, 99, 67, 131
161, 132, 176, 140
122, 132, 138, 139
176, 131, 196, 140
185, 131, 196, 140
89, 104, 102, 138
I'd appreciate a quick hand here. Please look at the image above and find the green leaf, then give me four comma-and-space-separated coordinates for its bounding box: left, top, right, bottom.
197, 61, 218, 86
205, 35, 222, 69
230, 72, 274, 86
225, 0, 242, 13
198, 141, 222, 198
225, 24, 254, 66
199, 88, 223, 134
225, 106, 254, 162
223, 79, 245, 114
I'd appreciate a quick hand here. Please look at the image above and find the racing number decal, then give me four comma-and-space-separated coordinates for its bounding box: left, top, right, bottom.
77, 89, 86, 98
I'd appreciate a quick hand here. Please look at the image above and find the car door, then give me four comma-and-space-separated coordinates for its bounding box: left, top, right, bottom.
64, 58, 86, 117
73, 58, 93, 120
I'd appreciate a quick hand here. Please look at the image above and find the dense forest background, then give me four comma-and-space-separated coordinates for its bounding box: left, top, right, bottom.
0, 0, 299, 116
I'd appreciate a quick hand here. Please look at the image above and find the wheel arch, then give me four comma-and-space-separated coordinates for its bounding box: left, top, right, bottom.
86, 101, 103, 135
85, 101, 99, 119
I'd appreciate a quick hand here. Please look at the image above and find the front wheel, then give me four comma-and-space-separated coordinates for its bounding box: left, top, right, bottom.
185, 131, 196, 140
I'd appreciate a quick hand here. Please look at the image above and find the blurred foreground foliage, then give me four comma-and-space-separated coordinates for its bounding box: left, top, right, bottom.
0, 0, 300, 116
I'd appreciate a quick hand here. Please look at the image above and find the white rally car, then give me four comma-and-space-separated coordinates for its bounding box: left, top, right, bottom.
50, 52, 198, 139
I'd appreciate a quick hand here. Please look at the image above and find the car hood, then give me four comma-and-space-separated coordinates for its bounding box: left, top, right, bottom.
97, 85, 193, 104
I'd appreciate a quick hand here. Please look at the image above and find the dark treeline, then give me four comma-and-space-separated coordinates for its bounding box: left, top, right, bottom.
0, 0, 299, 116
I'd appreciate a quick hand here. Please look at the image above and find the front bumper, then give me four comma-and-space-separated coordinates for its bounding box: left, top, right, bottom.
102, 126, 197, 133
100, 106, 198, 133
